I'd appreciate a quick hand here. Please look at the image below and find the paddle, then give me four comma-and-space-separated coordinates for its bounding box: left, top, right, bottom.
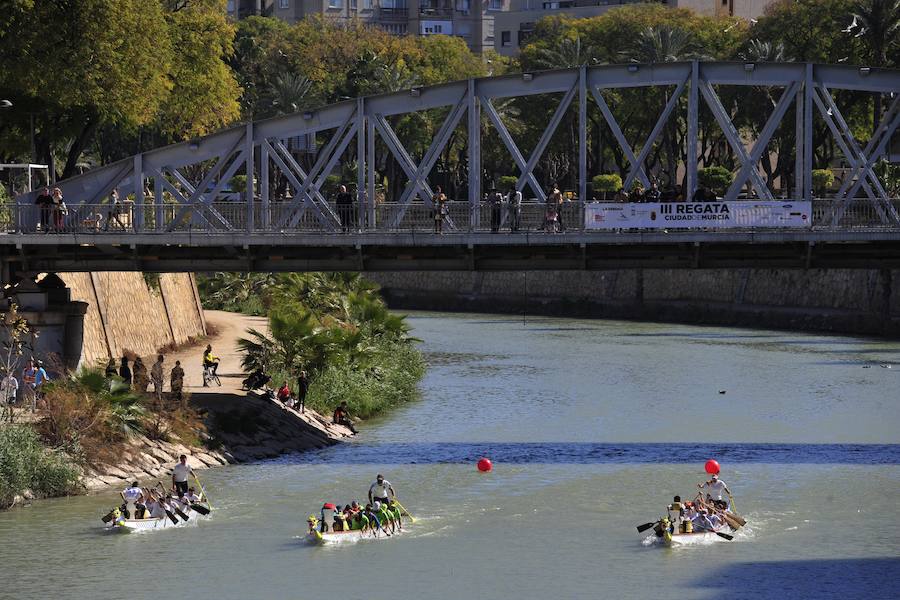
193, 472, 213, 510
101, 509, 116, 524
714, 531, 734, 541
148, 489, 179, 525
636, 521, 659, 533
392, 498, 416, 524
190, 503, 211, 515
157, 482, 190, 521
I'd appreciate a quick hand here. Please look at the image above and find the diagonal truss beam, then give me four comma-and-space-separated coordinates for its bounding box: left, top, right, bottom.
723, 82, 799, 202
273, 115, 357, 229
700, 81, 773, 200
164, 165, 236, 231
591, 88, 651, 190
373, 113, 438, 204
812, 88, 900, 225
386, 93, 468, 228
480, 86, 579, 203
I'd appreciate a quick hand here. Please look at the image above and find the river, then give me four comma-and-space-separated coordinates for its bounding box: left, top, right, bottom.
3, 312, 900, 599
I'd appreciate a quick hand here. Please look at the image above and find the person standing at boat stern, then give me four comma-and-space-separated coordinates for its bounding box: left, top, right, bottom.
368, 474, 395, 505
699, 473, 731, 510
172, 454, 194, 496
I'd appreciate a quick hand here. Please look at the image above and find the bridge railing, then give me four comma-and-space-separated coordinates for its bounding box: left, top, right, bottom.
4, 199, 899, 234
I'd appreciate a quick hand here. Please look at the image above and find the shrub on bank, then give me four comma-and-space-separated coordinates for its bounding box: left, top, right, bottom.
0, 425, 81, 508
229, 272, 425, 420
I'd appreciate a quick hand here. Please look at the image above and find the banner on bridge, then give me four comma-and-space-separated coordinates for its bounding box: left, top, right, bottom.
584, 201, 812, 230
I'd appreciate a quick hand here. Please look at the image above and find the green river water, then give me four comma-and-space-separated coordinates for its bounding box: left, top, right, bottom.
2, 312, 899, 599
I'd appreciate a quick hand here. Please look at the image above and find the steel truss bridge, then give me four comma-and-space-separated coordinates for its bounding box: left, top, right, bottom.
6, 61, 900, 273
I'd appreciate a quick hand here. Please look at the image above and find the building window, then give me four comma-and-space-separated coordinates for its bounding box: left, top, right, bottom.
363, 0, 372, 8
501, 30, 511, 47
227, 0, 235, 11
329, 0, 342, 7
455, 0, 469, 13
350, 0, 357, 7
280, 0, 290, 8
487, 0, 502, 9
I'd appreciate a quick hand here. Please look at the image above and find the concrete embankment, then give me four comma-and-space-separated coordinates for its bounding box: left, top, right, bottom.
369, 269, 900, 337
82, 310, 354, 493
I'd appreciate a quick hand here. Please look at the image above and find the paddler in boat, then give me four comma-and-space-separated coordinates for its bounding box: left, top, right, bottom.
184, 486, 202, 503
171, 454, 194, 497
698, 473, 731, 510
121, 481, 144, 519
366, 502, 391, 537
368, 474, 396, 506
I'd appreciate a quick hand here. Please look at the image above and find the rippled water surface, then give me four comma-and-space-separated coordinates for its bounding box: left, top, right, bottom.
3, 313, 899, 599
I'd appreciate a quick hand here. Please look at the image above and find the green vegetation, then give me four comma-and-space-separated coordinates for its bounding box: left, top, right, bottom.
201, 272, 425, 419
1, 1, 897, 198
812, 169, 836, 195
592, 174, 623, 199
0, 425, 81, 508
698, 166, 733, 195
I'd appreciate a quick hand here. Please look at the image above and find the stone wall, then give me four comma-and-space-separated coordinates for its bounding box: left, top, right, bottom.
369, 269, 900, 337
59, 273, 206, 365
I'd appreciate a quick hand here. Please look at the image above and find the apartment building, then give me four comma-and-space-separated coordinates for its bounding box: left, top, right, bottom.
227, 0, 507, 54
494, 0, 778, 56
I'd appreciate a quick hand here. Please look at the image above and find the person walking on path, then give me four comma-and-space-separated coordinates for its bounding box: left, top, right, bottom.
170, 360, 185, 404
336, 184, 354, 233
28, 360, 49, 412
150, 355, 164, 397
133, 357, 148, 393
119, 356, 132, 386
1, 372, 18, 422
171, 454, 194, 496
296, 370, 309, 413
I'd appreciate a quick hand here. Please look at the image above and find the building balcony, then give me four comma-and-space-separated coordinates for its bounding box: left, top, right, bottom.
379, 6, 409, 19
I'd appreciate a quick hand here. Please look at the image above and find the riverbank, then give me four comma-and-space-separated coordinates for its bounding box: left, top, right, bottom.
369, 269, 900, 338
81, 310, 354, 494
1, 310, 354, 508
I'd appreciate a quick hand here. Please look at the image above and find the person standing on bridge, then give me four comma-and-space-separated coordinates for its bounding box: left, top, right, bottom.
336, 185, 354, 233
548, 184, 564, 232
490, 189, 502, 233
507, 186, 522, 233
432, 186, 447, 234
35, 187, 52, 232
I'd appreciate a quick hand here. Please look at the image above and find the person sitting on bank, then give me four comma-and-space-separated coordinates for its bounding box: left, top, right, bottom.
333, 401, 357, 433
277, 381, 291, 404
171, 454, 194, 496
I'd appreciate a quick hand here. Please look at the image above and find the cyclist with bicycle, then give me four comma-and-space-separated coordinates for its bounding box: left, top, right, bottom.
202, 345, 220, 387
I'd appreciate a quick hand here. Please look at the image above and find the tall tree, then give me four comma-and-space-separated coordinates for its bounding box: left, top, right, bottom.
849, 0, 900, 129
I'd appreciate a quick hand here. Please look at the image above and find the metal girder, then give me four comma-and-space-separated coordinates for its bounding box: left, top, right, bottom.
11, 61, 900, 237
388, 93, 468, 227
723, 82, 799, 202
617, 75, 688, 191
699, 80, 773, 200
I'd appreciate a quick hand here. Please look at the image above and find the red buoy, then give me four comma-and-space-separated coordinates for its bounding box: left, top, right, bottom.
477, 458, 492, 472
704, 459, 720, 475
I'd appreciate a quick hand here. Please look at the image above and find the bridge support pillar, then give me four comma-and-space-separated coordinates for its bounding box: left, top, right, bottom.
468, 78, 481, 229
578, 66, 587, 204
357, 97, 366, 230
686, 61, 699, 201
245, 122, 254, 233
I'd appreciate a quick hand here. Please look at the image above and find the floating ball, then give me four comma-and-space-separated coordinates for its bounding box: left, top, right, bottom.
704, 459, 720, 475
477, 458, 493, 472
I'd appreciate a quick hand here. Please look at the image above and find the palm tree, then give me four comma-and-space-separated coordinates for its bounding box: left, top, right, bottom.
622, 26, 706, 63
741, 39, 789, 62
850, 0, 900, 129
267, 72, 313, 116
532, 36, 601, 69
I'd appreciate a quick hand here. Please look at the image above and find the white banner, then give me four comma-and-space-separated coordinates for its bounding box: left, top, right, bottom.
584, 201, 812, 230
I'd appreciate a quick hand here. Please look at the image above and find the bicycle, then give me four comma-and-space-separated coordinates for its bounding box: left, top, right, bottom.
202, 362, 221, 387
